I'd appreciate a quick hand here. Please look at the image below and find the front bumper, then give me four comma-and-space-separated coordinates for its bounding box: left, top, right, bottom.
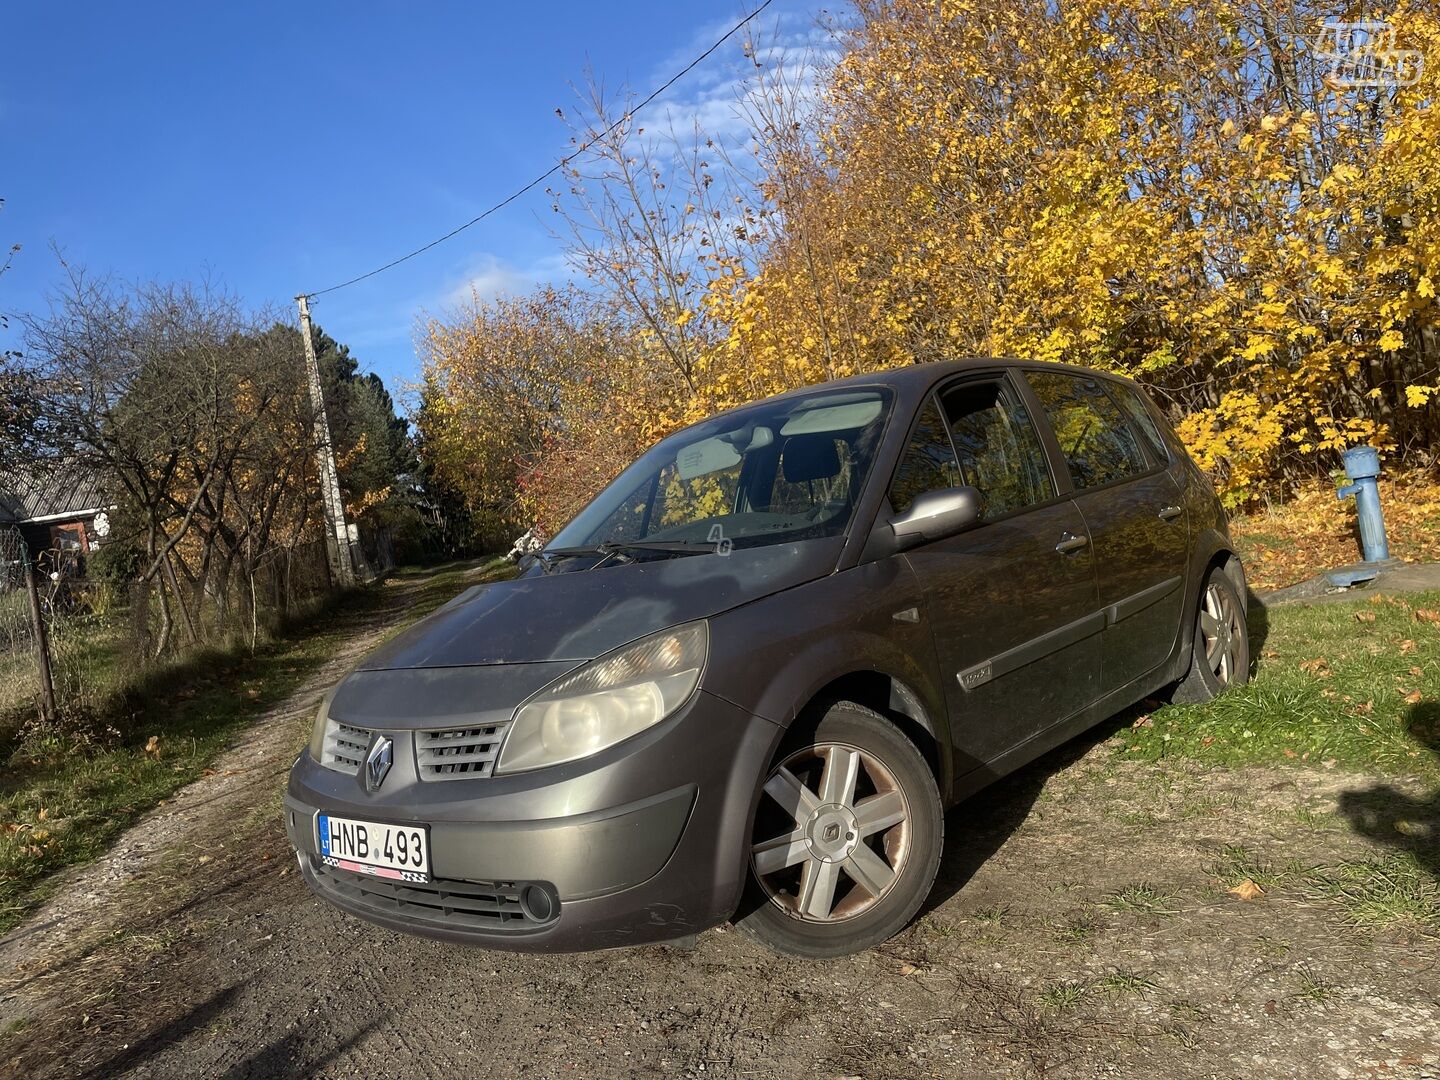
285, 688, 781, 952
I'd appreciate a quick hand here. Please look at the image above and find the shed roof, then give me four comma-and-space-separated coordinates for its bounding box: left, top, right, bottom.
0, 461, 108, 524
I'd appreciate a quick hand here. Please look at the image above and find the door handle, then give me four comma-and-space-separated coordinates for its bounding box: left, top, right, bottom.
1055, 532, 1089, 555
1157, 505, 1183, 522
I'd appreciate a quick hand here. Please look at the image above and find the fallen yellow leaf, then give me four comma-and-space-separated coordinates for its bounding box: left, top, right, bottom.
1229, 879, 1264, 901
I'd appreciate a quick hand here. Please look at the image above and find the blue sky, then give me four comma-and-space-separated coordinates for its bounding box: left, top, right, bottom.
1, 1, 817, 395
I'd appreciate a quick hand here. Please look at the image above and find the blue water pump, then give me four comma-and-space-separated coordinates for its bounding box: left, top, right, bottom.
1335, 445, 1390, 563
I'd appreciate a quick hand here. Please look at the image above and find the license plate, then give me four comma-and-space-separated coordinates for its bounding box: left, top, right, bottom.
317, 813, 430, 882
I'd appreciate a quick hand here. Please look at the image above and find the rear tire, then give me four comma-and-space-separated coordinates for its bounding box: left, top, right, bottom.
732, 702, 942, 958
1170, 565, 1250, 704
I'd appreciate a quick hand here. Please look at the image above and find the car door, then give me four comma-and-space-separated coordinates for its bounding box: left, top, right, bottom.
892, 374, 1102, 776
1022, 371, 1189, 695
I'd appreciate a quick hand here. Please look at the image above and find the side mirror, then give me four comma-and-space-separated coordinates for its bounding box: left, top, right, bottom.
889, 486, 982, 550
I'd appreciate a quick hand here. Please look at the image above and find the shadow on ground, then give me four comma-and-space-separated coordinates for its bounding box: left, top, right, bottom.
75, 985, 243, 1080
1246, 589, 1271, 673
72, 980, 381, 1080
922, 712, 1132, 915
1338, 700, 1440, 882
920, 592, 1272, 916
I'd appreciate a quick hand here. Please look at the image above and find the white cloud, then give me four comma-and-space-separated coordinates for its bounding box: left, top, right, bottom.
639, 4, 844, 150
440, 251, 570, 308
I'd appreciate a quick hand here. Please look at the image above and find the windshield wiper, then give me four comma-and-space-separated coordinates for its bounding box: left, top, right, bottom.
600, 539, 716, 554
530, 539, 715, 572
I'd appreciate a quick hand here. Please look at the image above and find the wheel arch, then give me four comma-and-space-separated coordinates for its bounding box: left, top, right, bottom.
787, 668, 952, 803
1179, 530, 1247, 662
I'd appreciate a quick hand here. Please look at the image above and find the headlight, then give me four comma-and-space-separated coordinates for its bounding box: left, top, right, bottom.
495, 621, 708, 774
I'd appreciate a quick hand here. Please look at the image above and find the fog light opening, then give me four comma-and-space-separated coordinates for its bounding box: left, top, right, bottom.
520, 884, 558, 924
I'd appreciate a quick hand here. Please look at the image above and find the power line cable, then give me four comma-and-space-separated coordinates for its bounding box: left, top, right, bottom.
304, 0, 775, 300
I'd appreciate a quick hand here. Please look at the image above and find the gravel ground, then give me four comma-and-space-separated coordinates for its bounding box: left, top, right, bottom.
1, 566, 1437, 1080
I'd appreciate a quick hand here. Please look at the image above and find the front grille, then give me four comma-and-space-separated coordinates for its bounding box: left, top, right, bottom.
309, 857, 550, 933
321, 719, 372, 775
415, 724, 510, 780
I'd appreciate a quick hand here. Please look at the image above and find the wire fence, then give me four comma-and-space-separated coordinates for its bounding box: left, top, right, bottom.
0, 525, 391, 752
0, 528, 41, 731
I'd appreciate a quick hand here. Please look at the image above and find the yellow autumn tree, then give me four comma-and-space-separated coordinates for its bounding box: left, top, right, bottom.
421, 1, 1440, 529
712, 0, 1440, 501
417, 287, 685, 534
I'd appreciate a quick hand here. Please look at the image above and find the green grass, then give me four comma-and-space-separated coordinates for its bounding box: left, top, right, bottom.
1037, 971, 1158, 1011
1295, 966, 1336, 1002
1208, 844, 1311, 893
1037, 980, 1088, 1009
970, 903, 1010, 924
1309, 853, 1440, 930
0, 558, 510, 936
1205, 844, 1438, 932
1104, 884, 1181, 916
1118, 590, 1440, 774
1052, 912, 1098, 943
1093, 971, 1158, 999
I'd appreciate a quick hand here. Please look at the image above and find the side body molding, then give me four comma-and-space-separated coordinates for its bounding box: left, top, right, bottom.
955, 609, 1107, 692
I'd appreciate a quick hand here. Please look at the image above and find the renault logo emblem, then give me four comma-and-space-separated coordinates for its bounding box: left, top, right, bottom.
364, 735, 393, 792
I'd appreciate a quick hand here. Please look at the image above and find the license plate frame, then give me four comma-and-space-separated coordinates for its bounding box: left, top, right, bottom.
316, 812, 431, 883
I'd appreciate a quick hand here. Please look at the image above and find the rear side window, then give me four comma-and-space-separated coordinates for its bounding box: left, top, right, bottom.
1109, 383, 1170, 463
889, 398, 960, 512
1026, 371, 1149, 491
938, 380, 1054, 517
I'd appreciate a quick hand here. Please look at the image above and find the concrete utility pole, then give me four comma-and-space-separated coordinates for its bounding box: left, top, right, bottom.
296, 294, 356, 587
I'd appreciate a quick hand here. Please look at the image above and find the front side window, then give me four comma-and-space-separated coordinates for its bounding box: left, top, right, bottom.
939, 380, 1054, 517
888, 397, 960, 513
551, 389, 892, 552
1026, 371, 1149, 491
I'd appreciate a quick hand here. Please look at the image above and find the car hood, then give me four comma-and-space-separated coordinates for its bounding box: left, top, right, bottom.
357, 537, 845, 671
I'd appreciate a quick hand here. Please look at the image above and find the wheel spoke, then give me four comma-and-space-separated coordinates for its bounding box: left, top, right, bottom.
1204, 587, 1224, 620
1205, 633, 1220, 662
797, 858, 841, 919
752, 828, 810, 876
853, 790, 905, 837
764, 766, 820, 824
1199, 609, 1221, 635
753, 737, 916, 924
819, 746, 860, 808
843, 844, 896, 898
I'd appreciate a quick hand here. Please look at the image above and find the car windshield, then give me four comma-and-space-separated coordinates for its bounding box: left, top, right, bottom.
549, 388, 893, 553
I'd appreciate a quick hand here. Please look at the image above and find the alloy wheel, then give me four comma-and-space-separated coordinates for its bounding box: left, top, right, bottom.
1199, 581, 1244, 685
750, 742, 911, 922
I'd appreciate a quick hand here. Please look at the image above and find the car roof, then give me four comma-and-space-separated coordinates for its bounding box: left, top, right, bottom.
717, 357, 1134, 417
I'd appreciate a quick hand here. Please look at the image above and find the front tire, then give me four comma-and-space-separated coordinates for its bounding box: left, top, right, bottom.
733, 702, 942, 958
1170, 565, 1250, 704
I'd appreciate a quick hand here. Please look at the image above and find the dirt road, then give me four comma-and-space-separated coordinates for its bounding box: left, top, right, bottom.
1, 565, 1437, 1079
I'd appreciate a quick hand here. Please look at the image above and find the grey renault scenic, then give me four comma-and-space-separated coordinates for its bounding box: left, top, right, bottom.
285, 359, 1248, 957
